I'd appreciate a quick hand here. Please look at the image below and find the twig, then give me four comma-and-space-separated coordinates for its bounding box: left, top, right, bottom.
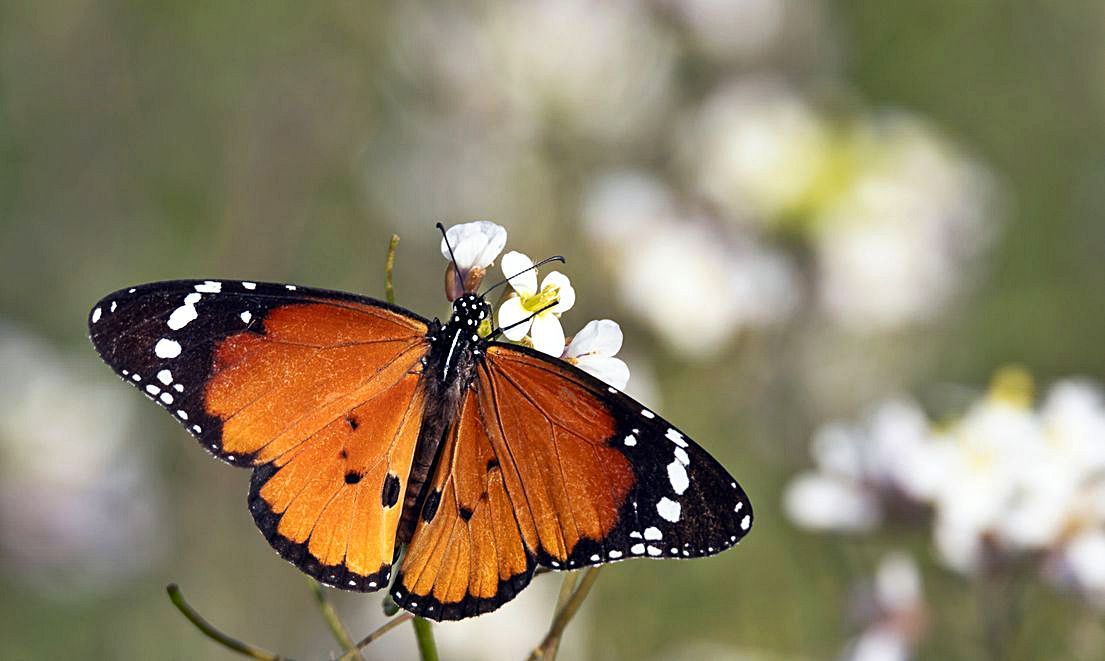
305, 578, 361, 660
338, 614, 414, 661
412, 617, 440, 661
528, 567, 602, 661
165, 584, 285, 660
385, 234, 400, 305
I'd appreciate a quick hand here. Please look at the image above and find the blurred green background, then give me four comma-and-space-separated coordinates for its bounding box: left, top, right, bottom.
2, 2, 1105, 659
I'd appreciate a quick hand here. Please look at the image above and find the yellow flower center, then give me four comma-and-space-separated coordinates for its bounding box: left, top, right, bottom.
521, 284, 561, 314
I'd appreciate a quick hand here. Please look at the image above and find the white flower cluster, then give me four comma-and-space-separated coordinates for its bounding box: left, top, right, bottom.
784, 367, 1105, 604
441, 221, 630, 390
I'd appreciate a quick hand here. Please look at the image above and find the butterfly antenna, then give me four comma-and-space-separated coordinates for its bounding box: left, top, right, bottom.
489, 300, 560, 341
479, 255, 566, 299
436, 222, 466, 287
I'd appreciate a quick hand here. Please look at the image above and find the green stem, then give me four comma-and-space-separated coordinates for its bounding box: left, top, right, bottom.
338, 614, 413, 661
385, 234, 400, 305
166, 584, 285, 661
528, 567, 602, 661
412, 616, 440, 661
305, 578, 361, 660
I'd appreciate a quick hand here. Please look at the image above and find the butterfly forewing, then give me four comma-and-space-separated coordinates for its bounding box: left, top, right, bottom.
88, 279, 432, 590
392, 342, 753, 621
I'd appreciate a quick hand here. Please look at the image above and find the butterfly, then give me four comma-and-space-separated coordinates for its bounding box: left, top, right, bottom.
87, 233, 753, 621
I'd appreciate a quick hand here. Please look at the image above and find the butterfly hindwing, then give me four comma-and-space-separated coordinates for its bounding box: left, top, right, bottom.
88, 279, 432, 591
392, 342, 753, 621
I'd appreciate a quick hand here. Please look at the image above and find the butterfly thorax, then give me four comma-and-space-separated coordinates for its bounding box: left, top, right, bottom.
397, 293, 491, 542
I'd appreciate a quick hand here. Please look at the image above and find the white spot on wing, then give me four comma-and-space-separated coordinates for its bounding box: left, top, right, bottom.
155, 338, 182, 358
167, 293, 202, 331
110, 301, 117, 312
157, 369, 173, 385
159, 392, 174, 404
657, 497, 681, 522
630, 544, 645, 555
641, 409, 655, 419
623, 434, 637, 447
643, 527, 662, 540
629, 531, 642, 539
194, 280, 222, 293
735, 502, 743, 512
646, 545, 662, 556
674, 447, 690, 465
173, 384, 184, 392
608, 550, 623, 559
177, 410, 188, 420
240, 311, 252, 324
589, 554, 600, 562
741, 514, 751, 530
667, 460, 689, 495
665, 428, 688, 448
91, 307, 102, 323
145, 384, 160, 395
285, 284, 297, 290
242, 282, 257, 290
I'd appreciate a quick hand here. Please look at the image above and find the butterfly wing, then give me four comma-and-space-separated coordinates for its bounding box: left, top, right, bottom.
88, 279, 431, 590
392, 342, 753, 620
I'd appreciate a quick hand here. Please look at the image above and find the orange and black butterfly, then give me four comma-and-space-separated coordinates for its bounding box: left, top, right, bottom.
87, 236, 753, 621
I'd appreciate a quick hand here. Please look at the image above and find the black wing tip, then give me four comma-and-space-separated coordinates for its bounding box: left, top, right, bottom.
247, 463, 390, 593
391, 557, 536, 621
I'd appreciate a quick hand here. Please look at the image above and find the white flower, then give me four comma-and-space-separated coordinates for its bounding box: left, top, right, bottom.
814, 113, 997, 332
562, 320, 630, 390
583, 172, 797, 357
441, 221, 508, 298
783, 398, 931, 533
843, 553, 926, 661
783, 472, 881, 532
497, 251, 576, 355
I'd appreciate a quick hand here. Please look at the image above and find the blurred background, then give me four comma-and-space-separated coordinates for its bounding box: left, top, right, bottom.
2, 1, 1105, 659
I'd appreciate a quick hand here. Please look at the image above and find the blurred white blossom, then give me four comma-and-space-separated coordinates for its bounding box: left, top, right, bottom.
681, 80, 998, 332
844, 553, 926, 661
812, 114, 997, 331
788, 367, 1105, 608
681, 77, 833, 224
659, 0, 786, 61
0, 322, 164, 596
498, 251, 576, 356
783, 398, 930, 532
562, 319, 630, 390
583, 172, 798, 357
391, 0, 676, 144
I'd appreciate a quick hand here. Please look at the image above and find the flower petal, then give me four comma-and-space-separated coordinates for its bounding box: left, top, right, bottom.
497, 296, 531, 341
541, 271, 575, 313
565, 319, 623, 359
529, 312, 566, 356
575, 355, 630, 390
443, 221, 508, 271
501, 251, 537, 296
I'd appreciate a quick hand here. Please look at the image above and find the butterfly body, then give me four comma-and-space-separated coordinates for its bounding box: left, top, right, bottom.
89, 277, 752, 621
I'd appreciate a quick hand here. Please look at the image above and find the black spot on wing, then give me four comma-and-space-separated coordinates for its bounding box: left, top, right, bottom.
248, 462, 391, 592
382, 473, 401, 508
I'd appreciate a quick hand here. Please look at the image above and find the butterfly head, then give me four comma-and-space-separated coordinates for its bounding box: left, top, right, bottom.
450, 293, 491, 331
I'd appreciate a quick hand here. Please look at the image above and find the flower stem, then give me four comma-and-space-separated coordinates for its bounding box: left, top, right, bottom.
385, 234, 400, 305
306, 577, 361, 660
165, 584, 285, 660
528, 567, 602, 661
338, 614, 414, 661
412, 616, 440, 661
